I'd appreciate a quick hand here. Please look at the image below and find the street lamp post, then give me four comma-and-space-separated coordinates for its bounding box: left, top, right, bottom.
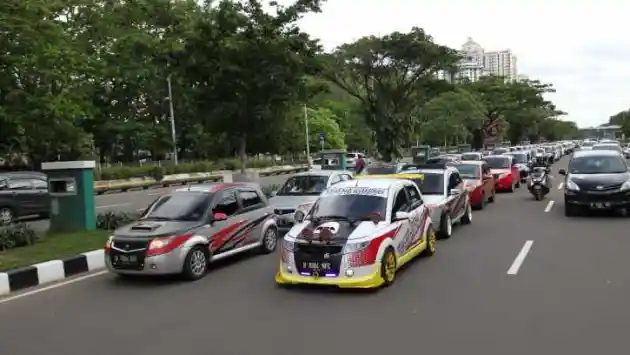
304, 104, 311, 168
166, 75, 178, 165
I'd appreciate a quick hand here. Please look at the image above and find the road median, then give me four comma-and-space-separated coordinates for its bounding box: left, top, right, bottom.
94, 165, 308, 194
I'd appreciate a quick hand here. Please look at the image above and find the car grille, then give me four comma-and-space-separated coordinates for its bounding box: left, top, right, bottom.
274, 209, 295, 215
294, 243, 343, 256
112, 240, 149, 251
110, 239, 149, 271
578, 183, 623, 192
293, 244, 343, 276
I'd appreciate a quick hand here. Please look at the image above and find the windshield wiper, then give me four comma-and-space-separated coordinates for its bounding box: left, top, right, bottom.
140, 216, 172, 221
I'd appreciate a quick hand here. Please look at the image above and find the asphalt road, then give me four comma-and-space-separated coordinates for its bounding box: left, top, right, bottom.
2, 156, 630, 355
26, 174, 294, 232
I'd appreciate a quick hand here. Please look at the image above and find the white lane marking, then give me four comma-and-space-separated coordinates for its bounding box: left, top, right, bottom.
507, 240, 534, 275
557, 182, 564, 190
544, 200, 555, 212
0, 271, 108, 305
96, 203, 130, 209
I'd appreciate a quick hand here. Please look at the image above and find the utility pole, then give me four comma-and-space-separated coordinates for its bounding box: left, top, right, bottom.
166, 75, 178, 165
304, 104, 311, 168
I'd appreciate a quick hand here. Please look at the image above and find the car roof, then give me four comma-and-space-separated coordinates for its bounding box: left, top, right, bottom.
458, 160, 484, 165
328, 178, 403, 190
572, 150, 621, 158
175, 182, 259, 193
484, 155, 511, 159
293, 170, 344, 177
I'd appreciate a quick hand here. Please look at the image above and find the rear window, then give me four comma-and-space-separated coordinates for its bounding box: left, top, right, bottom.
412, 173, 444, 195
592, 145, 622, 152
143, 192, 214, 221
455, 164, 481, 179
277, 175, 329, 196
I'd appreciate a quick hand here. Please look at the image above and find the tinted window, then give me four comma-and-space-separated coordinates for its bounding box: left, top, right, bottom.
568, 155, 627, 174
506, 153, 527, 163
412, 173, 444, 195
392, 189, 409, 214
461, 153, 480, 160
144, 192, 213, 221
448, 173, 463, 190
239, 190, 262, 209
213, 192, 240, 216
367, 166, 398, 175
493, 148, 508, 155
309, 195, 388, 220
484, 157, 511, 169
277, 175, 329, 196
7, 178, 34, 190
456, 164, 481, 179
32, 179, 47, 189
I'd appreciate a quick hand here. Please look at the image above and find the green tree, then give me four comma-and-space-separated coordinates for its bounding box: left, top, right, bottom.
323, 27, 460, 160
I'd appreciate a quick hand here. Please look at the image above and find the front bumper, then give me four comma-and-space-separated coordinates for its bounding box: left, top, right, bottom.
565, 189, 630, 209
105, 246, 189, 275
275, 261, 384, 288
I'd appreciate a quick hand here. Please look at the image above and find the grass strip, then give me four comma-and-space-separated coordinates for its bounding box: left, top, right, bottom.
0, 230, 110, 272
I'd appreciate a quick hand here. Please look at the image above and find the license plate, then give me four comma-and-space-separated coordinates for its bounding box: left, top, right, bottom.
116, 254, 137, 263
590, 202, 610, 209
534, 185, 541, 189
301, 261, 331, 271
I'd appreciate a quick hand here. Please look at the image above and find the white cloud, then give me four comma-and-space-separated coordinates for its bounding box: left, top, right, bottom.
283, 0, 630, 128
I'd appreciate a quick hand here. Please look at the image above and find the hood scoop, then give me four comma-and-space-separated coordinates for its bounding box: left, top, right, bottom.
130, 222, 162, 232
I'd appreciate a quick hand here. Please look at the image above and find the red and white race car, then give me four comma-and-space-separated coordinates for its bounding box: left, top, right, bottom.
484, 155, 520, 192
275, 179, 436, 289
455, 160, 496, 209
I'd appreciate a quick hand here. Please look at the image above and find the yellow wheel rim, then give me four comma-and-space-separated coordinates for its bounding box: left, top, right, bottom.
428, 230, 437, 252
384, 252, 396, 281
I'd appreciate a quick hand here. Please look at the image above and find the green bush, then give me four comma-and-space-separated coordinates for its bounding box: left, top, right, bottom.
94, 158, 284, 181
96, 211, 139, 230
0, 222, 39, 251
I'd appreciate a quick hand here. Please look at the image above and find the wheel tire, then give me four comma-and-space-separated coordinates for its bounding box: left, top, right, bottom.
260, 227, 278, 254
488, 189, 496, 203
423, 226, 437, 256
182, 246, 209, 281
0, 206, 15, 225
461, 203, 472, 225
564, 202, 579, 217
477, 194, 486, 210
380, 247, 397, 287
515, 180, 521, 188
507, 183, 515, 193
438, 214, 452, 239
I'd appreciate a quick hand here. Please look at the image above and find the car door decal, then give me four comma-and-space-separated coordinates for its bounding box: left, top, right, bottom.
213, 214, 271, 253
209, 220, 248, 252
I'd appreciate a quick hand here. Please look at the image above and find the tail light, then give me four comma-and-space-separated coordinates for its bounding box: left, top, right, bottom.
146, 233, 193, 257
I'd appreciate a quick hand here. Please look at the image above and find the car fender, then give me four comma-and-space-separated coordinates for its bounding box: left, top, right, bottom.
373, 225, 403, 264
183, 233, 211, 249
260, 215, 278, 240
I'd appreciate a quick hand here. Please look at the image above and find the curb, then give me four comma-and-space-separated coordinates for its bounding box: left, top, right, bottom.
0, 249, 105, 296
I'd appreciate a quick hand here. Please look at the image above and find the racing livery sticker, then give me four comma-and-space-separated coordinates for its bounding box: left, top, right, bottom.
396, 208, 429, 254
324, 187, 388, 197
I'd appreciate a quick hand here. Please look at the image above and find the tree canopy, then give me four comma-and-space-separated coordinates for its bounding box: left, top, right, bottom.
0, 0, 576, 168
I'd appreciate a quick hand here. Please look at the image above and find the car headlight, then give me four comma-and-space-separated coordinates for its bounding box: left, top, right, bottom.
565, 180, 580, 191
148, 237, 171, 250
343, 241, 370, 253
621, 181, 630, 191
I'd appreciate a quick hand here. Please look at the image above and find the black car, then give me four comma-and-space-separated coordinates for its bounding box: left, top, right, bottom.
0, 172, 49, 223
559, 150, 630, 216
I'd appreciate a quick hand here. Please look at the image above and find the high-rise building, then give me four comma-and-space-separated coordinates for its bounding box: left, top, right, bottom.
439, 37, 519, 82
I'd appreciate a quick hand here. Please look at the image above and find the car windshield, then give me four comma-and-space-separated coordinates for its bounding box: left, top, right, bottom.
310, 194, 387, 220
277, 175, 329, 196
412, 173, 444, 195
536, 148, 544, 154
507, 153, 527, 163
461, 153, 480, 160
592, 145, 622, 152
484, 157, 511, 169
455, 164, 481, 179
544, 147, 553, 152
582, 141, 595, 147
568, 155, 627, 174
493, 148, 508, 154
143, 192, 213, 221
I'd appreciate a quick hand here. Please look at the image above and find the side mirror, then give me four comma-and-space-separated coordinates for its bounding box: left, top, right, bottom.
449, 188, 459, 196
212, 212, 228, 222
293, 210, 305, 223
394, 211, 410, 221
558, 169, 566, 175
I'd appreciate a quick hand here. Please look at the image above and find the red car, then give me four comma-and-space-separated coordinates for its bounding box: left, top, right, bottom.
483, 155, 520, 192
455, 161, 496, 209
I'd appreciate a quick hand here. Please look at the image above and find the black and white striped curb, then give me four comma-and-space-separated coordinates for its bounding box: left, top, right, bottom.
0, 249, 105, 296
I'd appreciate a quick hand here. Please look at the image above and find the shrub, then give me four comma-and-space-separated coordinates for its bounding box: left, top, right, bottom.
96, 211, 139, 231
0, 222, 39, 251
94, 158, 282, 181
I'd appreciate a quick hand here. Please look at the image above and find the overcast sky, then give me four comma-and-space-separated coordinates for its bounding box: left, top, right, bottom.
285, 0, 630, 128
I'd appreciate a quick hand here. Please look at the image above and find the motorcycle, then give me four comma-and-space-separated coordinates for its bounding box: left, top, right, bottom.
528, 166, 551, 200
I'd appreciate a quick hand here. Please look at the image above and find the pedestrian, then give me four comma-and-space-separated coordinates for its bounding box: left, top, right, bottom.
355, 155, 366, 174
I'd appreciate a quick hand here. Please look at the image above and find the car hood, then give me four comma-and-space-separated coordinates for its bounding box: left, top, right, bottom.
114, 220, 202, 239
569, 172, 630, 188
490, 169, 511, 175
286, 219, 388, 242
422, 194, 448, 206
268, 195, 319, 210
